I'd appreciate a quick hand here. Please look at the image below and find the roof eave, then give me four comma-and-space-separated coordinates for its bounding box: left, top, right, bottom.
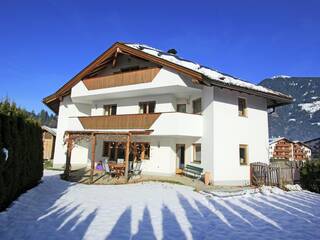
203, 77, 292, 108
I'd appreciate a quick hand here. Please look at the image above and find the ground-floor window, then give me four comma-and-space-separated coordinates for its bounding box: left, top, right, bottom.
135, 143, 150, 160
239, 144, 248, 165
102, 141, 150, 161
193, 144, 201, 163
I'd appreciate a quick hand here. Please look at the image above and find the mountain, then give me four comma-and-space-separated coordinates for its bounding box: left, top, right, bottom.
259, 76, 320, 142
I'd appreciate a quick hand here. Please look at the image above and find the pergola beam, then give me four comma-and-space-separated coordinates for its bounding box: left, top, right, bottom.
64, 137, 73, 179
124, 133, 131, 179
89, 133, 96, 184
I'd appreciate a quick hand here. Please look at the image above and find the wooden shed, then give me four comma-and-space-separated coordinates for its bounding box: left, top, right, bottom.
42, 126, 56, 160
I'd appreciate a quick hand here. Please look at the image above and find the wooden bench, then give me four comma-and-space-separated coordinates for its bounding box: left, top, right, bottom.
184, 164, 203, 179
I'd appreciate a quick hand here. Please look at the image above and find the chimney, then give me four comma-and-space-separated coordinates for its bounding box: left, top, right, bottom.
167, 49, 177, 55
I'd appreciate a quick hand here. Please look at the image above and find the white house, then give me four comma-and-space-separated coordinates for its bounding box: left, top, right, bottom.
43, 42, 292, 185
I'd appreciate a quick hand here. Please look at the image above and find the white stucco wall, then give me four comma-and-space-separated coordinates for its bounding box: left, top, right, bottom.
53, 96, 91, 168
210, 87, 269, 185
201, 86, 215, 173
91, 94, 176, 116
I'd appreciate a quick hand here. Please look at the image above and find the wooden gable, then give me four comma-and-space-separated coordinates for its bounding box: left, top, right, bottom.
82, 54, 161, 90
43, 42, 204, 113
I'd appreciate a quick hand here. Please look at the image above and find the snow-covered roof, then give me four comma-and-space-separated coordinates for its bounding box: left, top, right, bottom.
126, 43, 291, 100
269, 137, 312, 148
42, 126, 56, 136
269, 137, 286, 145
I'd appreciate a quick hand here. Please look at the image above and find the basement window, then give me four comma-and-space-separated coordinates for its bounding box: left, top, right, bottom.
239, 144, 248, 165
238, 98, 247, 117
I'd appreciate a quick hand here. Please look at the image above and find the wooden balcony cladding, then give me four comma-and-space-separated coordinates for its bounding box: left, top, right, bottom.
78, 113, 161, 130
82, 67, 161, 90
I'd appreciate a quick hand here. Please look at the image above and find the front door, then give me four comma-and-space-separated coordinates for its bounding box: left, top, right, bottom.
176, 144, 185, 172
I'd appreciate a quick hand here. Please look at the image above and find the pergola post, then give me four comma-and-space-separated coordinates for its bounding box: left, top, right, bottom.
124, 133, 131, 179
90, 133, 96, 184
64, 135, 72, 179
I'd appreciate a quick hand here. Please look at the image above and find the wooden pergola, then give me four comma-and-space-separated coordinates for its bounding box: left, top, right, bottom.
63, 130, 152, 183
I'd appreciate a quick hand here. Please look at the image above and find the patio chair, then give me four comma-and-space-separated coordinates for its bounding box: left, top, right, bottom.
102, 159, 116, 177
117, 158, 124, 164
130, 161, 142, 177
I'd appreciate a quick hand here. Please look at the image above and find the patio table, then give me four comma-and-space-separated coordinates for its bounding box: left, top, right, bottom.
108, 162, 125, 177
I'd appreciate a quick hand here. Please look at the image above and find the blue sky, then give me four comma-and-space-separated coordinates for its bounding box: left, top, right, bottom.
0, 0, 319, 113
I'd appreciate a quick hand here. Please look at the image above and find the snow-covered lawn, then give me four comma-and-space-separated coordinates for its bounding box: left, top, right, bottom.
1, 171, 320, 240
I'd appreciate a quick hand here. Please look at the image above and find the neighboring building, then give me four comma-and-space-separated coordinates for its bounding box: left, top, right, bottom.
42, 126, 56, 160
269, 137, 311, 161
304, 137, 320, 160
43, 42, 292, 185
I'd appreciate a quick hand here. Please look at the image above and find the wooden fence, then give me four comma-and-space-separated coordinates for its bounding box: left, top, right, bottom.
250, 161, 304, 187
250, 162, 280, 186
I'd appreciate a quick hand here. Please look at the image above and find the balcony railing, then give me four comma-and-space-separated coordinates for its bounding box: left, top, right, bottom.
76, 112, 203, 137
78, 113, 161, 130
82, 67, 161, 90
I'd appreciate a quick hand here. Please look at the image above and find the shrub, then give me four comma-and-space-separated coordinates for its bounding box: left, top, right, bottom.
0, 100, 43, 211
300, 160, 320, 193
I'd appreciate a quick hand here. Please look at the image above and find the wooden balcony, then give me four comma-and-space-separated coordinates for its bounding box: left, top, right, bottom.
275, 143, 291, 147
78, 113, 161, 130
82, 67, 161, 90
275, 147, 291, 152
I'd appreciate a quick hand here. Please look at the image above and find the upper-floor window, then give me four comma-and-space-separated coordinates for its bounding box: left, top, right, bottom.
104, 104, 117, 116
177, 104, 187, 113
139, 101, 156, 114
192, 98, 201, 114
238, 98, 247, 117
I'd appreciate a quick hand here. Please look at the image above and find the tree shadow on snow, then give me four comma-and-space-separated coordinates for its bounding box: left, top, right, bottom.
107, 207, 132, 240
132, 206, 156, 240
0, 173, 98, 239
161, 204, 186, 240
107, 206, 157, 240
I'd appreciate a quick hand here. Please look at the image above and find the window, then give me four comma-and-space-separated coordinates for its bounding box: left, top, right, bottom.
102, 142, 111, 157
139, 101, 156, 114
239, 144, 248, 165
192, 98, 201, 114
193, 144, 201, 163
104, 104, 117, 116
117, 143, 125, 160
136, 143, 150, 160
238, 98, 247, 117
177, 104, 187, 113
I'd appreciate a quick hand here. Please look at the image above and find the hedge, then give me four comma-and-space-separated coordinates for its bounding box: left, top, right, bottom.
0, 112, 43, 211
300, 160, 320, 193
